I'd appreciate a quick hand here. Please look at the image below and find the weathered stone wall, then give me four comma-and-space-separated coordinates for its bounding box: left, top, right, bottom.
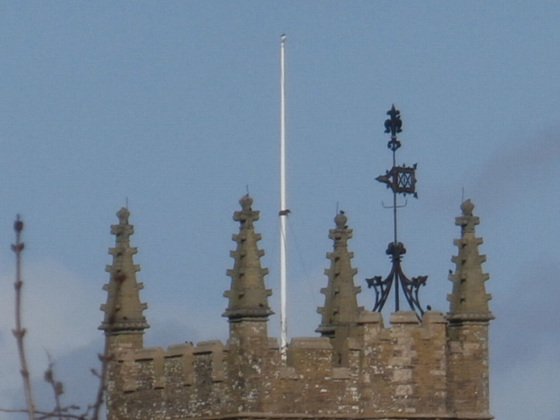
356, 311, 449, 417
106, 309, 492, 420
447, 321, 491, 417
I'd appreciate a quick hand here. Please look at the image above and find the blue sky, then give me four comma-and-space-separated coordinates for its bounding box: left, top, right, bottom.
0, 2, 559, 419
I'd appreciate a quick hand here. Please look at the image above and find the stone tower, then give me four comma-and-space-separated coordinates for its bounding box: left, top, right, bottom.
101, 197, 493, 420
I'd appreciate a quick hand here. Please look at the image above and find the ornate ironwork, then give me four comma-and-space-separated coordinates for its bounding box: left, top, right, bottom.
376, 164, 418, 197
366, 105, 427, 316
384, 104, 402, 151
366, 242, 427, 314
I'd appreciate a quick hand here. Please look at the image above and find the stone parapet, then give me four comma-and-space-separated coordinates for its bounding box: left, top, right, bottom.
107, 310, 465, 420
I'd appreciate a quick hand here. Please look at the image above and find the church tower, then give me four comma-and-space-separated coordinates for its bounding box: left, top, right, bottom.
100, 109, 493, 420
447, 199, 494, 417
100, 196, 494, 420
99, 207, 149, 351
316, 211, 362, 365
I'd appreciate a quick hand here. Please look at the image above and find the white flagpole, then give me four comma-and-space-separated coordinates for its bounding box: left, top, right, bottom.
279, 34, 288, 361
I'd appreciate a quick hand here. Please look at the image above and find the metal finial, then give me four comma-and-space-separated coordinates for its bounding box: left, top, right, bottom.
367, 105, 427, 317
384, 104, 402, 136
14, 214, 24, 234
384, 104, 403, 151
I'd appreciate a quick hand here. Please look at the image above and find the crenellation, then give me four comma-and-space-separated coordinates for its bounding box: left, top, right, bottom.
132, 347, 165, 390
193, 340, 226, 383
117, 349, 138, 393
286, 337, 333, 379
108, 306, 478, 418
390, 311, 420, 326
357, 310, 384, 344
165, 343, 195, 386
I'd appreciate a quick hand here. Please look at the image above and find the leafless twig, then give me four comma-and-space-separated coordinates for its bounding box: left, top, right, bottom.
11, 215, 36, 420
44, 354, 64, 420
2, 215, 112, 420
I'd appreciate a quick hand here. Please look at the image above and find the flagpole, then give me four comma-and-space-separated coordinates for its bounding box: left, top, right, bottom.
279, 34, 288, 361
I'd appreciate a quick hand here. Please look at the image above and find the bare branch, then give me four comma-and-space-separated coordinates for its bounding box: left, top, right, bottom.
12, 215, 36, 420
44, 353, 64, 420
3, 214, 114, 420
0, 407, 86, 419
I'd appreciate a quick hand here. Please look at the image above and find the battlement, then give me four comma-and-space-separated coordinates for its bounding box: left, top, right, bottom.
107, 310, 459, 419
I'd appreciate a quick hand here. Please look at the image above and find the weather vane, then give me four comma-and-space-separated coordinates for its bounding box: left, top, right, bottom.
366, 105, 427, 316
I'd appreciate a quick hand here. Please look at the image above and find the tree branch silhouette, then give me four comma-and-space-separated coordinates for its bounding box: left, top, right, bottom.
2, 215, 111, 420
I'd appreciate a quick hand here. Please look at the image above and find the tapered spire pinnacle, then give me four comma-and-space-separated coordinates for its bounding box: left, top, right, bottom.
224, 195, 273, 322
99, 208, 149, 335
317, 211, 361, 336
447, 200, 493, 322
317, 212, 362, 365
